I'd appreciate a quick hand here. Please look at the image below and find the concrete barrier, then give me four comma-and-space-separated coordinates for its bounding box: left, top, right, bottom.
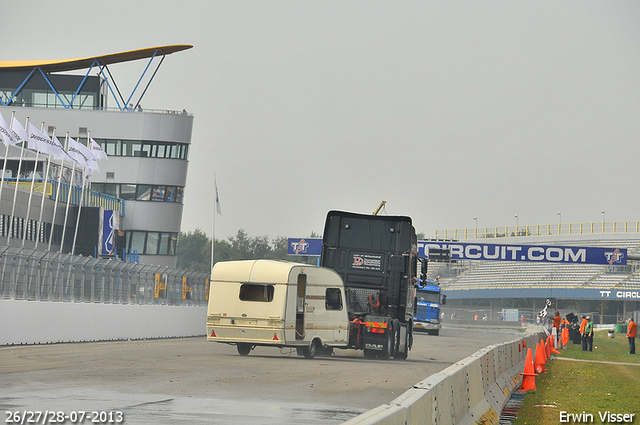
1, 299, 207, 345
344, 331, 544, 425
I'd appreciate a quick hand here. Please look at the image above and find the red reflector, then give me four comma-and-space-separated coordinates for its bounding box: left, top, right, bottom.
273, 334, 279, 341
370, 328, 385, 334
210, 330, 217, 337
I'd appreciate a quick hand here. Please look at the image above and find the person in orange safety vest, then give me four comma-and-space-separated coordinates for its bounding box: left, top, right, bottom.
579, 314, 588, 351
627, 317, 637, 355
551, 303, 561, 345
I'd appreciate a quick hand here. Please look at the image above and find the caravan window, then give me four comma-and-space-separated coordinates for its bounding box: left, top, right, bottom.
239, 284, 274, 302
325, 288, 343, 311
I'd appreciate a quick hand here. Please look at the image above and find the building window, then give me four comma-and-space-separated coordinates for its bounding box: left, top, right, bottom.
129, 231, 146, 254
124, 230, 178, 256
91, 183, 184, 204
120, 184, 136, 200
136, 185, 152, 201
94, 139, 189, 160
146, 232, 160, 255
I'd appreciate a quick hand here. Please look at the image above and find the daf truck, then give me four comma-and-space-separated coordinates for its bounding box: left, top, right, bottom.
320, 210, 423, 360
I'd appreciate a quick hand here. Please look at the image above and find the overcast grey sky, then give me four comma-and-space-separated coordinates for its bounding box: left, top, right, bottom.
4, 1, 640, 241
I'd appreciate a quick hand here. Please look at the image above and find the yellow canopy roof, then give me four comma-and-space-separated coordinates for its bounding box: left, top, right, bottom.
0, 45, 193, 73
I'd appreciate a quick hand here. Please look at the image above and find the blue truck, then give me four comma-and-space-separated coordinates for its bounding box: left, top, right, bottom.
414, 279, 446, 335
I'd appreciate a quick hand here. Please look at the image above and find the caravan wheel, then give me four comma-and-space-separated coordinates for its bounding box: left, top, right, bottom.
237, 343, 252, 356
303, 339, 321, 359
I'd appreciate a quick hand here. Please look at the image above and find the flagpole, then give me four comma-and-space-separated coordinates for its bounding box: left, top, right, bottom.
0, 111, 16, 213
7, 117, 29, 245
70, 137, 89, 256
60, 139, 76, 253
211, 173, 216, 271
35, 128, 56, 249
48, 133, 68, 251
22, 122, 45, 246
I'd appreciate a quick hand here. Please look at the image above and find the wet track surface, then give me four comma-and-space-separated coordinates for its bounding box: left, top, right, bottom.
1, 324, 524, 424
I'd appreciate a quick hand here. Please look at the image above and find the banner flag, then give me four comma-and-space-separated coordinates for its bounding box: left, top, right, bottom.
0, 112, 17, 146
27, 123, 67, 160
67, 137, 98, 171
214, 177, 222, 215
90, 137, 108, 160
11, 116, 29, 145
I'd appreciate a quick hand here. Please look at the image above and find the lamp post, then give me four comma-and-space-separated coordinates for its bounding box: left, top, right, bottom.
601, 210, 605, 232
515, 214, 518, 236
474, 217, 477, 239
557, 212, 561, 235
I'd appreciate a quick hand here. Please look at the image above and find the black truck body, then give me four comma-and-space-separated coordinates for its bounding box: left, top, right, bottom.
320, 210, 420, 359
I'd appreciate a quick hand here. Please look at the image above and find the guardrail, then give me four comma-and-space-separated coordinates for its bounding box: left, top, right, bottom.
344, 329, 544, 425
436, 221, 640, 240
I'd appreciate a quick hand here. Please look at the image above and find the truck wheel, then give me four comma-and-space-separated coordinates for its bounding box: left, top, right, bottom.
380, 330, 393, 360
395, 330, 410, 360
303, 339, 321, 359
237, 343, 252, 356
433, 329, 440, 336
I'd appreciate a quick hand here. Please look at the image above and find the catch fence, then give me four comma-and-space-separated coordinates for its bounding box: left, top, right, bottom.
0, 245, 209, 306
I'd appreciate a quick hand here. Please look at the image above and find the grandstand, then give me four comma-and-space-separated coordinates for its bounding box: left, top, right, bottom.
428, 221, 640, 325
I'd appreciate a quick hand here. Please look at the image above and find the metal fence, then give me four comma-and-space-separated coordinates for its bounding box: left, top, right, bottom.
441, 306, 639, 326
0, 245, 209, 306
435, 221, 640, 240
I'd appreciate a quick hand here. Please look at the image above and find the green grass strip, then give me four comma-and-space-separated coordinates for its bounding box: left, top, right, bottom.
514, 329, 639, 425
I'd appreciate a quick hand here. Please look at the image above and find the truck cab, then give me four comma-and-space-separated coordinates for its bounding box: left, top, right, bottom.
320, 210, 419, 359
414, 280, 446, 335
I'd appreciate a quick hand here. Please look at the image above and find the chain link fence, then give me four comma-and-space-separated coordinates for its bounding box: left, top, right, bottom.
0, 245, 209, 306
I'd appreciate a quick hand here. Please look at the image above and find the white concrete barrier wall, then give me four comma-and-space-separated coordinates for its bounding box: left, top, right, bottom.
344, 332, 544, 425
1, 299, 207, 345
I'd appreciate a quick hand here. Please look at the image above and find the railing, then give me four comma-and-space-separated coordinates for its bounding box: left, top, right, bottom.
0, 245, 209, 306
2, 178, 124, 215
435, 221, 640, 240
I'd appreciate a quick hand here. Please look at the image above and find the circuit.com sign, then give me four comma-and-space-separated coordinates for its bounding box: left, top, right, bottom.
418, 242, 627, 266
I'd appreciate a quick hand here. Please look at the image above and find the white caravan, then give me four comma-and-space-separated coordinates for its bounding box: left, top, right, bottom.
206, 260, 350, 358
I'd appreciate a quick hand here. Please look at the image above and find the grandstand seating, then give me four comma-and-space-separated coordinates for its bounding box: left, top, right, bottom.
433, 237, 640, 292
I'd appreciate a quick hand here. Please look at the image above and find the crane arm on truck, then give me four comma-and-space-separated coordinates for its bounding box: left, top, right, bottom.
372, 201, 386, 215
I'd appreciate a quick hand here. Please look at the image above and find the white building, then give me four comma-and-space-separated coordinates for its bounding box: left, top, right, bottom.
0, 45, 193, 267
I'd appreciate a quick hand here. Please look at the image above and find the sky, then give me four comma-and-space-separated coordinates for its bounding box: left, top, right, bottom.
4, 1, 640, 241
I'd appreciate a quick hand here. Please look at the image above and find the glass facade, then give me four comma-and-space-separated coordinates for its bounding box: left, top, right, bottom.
125, 231, 178, 256
91, 183, 184, 203
94, 139, 189, 160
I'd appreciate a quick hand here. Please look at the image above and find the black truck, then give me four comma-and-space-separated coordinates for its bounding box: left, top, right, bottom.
320, 210, 423, 359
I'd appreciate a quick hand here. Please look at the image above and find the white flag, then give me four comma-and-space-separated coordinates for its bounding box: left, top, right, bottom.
0, 113, 17, 146
12, 117, 29, 145
214, 177, 222, 215
67, 137, 98, 171
27, 123, 67, 159
90, 138, 108, 160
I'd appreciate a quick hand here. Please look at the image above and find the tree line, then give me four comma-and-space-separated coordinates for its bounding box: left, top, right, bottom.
176, 229, 315, 273
177, 228, 426, 273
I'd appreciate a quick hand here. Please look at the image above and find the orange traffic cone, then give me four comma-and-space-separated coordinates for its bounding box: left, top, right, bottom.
561, 327, 569, 349
545, 336, 551, 358
519, 348, 538, 391
534, 341, 546, 374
